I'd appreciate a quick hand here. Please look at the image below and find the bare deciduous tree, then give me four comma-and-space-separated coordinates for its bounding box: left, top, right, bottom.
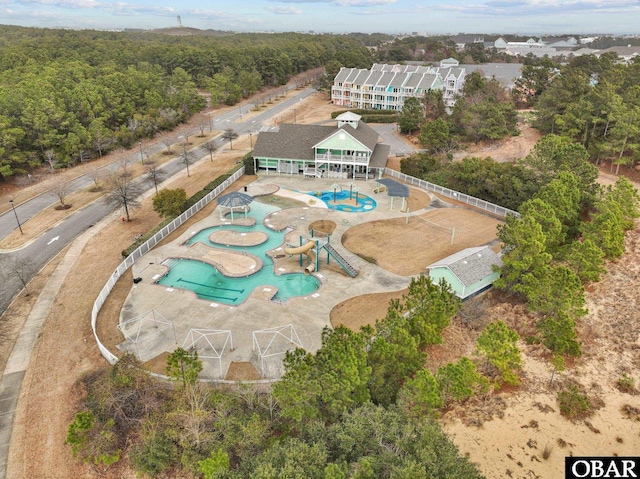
161, 138, 174, 155
222, 128, 239, 150
104, 173, 143, 221
118, 156, 131, 178
180, 147, 197, 177
88, 169, 105, 191
50, 182, 73, 208
144, 160, 166, 195
1, 255, 36, 296
202, 140, 218, 162
44, 150, 58, 172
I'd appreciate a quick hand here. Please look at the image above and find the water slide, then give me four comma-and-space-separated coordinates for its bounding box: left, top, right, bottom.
284, 241, 317, 274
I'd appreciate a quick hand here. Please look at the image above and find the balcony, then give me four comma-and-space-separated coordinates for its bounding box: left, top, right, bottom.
315, 153, 370, 165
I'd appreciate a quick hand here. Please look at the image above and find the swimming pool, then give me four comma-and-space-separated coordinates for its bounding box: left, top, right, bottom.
156, 202, 320, 305
308, 190, 376, 212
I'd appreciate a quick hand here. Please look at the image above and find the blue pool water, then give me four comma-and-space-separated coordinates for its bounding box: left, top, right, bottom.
157, 202, 319, 305
309, 190, 376, 212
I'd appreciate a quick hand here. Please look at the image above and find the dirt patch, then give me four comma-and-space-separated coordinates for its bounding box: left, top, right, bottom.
453, 123, 542, 163
330, 288, 407, 331
308, 219, 336, 237
342, 208, 502, 276
226, 362, 261, 381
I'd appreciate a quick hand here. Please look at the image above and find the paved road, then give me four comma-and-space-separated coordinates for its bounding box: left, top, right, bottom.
0, 86, 318, 317
0, 85, 318, 479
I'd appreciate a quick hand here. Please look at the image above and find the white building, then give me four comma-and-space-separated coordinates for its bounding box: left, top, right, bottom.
331, 63, 465, 110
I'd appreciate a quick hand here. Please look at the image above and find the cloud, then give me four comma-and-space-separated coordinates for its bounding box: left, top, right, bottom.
432, 0, 640, 16
105, 1, 176, 16
266, 5, 302, 14
17, 0, 100, 7
269, 0, 398, 6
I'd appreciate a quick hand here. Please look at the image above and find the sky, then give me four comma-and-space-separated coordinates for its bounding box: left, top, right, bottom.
1, 0, 639, 36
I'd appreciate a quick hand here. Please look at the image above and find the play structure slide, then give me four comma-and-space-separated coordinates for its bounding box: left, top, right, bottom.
284, 241, 315, 256
284, 241, 317, 274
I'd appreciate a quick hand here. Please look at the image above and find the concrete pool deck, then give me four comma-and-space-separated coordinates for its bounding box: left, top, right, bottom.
120, 175, 431, 380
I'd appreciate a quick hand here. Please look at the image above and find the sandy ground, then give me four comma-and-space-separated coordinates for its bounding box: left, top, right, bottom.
342, 207, 503, 276
3, 83, 640, 479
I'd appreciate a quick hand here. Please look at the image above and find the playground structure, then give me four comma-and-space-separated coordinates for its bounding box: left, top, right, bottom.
283, 232, 359, 278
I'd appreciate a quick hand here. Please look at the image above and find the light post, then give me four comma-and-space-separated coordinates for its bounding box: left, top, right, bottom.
138, 141, 144, 165
294, 108, 297, 124
9, 199, 23, 235
249, 132, 253, 149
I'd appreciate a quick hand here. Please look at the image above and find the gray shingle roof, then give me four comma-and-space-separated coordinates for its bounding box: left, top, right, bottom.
346, 121, 382, 150
428, 246, 502, 287
370, 144, 390, 169
252, 124, 335, 161
252, 120, 387, 164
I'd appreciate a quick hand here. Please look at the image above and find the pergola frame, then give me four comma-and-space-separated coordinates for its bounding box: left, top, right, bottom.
117, 309, 176, 358
252, 324, 303, 377
182, 329, 233, 377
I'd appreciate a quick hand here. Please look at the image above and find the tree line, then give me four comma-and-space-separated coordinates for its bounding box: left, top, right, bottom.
533, 54, 640, 172
66, 272, 536, 478
399, 71, 519, 153
0, 26, 373, 178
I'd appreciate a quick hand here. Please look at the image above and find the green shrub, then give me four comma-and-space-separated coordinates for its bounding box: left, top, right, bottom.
130, 431, 176, 476
66, 411, 121, 466
557, 384, 592, 419
617, 374, 636, 394
331, 108, 398, 119
243, 152, 255, 175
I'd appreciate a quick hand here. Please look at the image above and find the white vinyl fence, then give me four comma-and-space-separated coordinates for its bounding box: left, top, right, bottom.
384, 168, 520, 219
91, 167, 245, 364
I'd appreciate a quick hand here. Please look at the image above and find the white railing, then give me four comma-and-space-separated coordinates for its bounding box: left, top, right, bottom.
384, 168, 519, 219
316, 153, 368, 165
91, 167, 245, 365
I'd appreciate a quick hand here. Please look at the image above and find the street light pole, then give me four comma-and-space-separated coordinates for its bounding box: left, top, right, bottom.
9, 199, 23, 235
249, 132, 253, 149
138, 141, 144, 165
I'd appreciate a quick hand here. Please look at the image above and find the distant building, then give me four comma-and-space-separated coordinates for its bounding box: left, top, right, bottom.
458, 63, 524, 90
596, 46, 640, 63
450, 34, 485, 50
331, 63, 465, 110
427, 246, 503, 300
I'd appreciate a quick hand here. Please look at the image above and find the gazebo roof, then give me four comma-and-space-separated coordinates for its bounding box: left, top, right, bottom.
217, 192, 253, 208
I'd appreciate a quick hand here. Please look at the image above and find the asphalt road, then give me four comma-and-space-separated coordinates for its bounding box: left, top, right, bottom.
0, 86, 319, 316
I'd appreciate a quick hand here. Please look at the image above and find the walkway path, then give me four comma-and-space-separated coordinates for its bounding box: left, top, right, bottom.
0, 210, 115, 479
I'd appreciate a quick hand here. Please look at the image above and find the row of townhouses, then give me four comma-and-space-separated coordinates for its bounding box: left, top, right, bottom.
451, 34, 640, 61
331, 63, 465, 111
